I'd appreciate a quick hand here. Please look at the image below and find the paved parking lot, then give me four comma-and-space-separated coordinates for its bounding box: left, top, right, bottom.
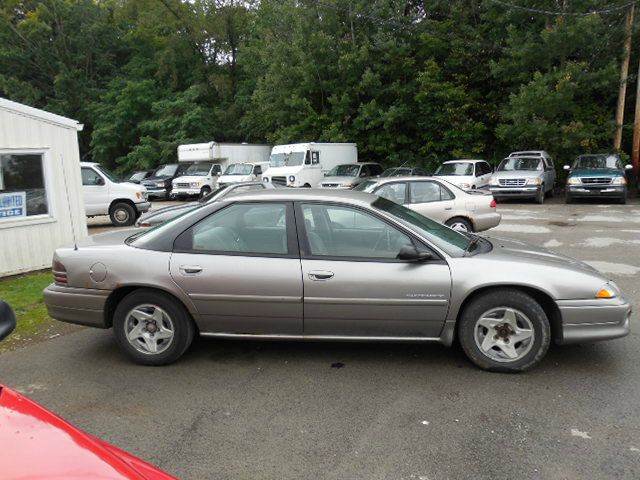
3, 197, 640, 479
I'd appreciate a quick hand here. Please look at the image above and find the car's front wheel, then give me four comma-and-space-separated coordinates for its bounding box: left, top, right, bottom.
109, 202, 136, 227
535, 186, 545, 204
458, 289, 551, 372
113, 289, 195, 366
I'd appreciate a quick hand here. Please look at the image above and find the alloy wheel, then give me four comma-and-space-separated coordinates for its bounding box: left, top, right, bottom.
124, 304, 175, 355
473, 307, 535, 363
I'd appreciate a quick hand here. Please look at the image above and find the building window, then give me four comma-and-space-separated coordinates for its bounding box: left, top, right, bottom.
0, 153, 49, 221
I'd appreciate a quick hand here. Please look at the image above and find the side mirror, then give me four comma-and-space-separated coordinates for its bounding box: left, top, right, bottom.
397, 245, 432, 262
96, 177, 105, 185
0, 301, 17, 342
563, 165, 570, 171
625, 164, 633, 170
359, 172, 367, 178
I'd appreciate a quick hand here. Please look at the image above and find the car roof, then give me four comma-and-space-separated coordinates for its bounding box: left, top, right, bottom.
228, 187, 378, 206
442, 159, 487, 164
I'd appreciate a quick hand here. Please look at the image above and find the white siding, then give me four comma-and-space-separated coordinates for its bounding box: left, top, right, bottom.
0, 103, 87, 277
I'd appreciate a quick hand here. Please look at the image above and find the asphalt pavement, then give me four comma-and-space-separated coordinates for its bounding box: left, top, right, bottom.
3, 197, 640, 479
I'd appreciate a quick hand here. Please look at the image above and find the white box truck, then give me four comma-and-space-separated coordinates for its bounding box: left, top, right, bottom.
262, 143, 357, 188
173, 142, 271, 198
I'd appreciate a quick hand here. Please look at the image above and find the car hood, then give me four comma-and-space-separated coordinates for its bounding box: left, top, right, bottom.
0, 385, 174, 480
322, 176, 358, 184
484, 236, 601, 276
568, 168, 624, 178
493, 170, 542, 179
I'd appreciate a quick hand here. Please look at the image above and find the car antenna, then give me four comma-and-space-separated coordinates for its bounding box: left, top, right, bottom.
60, 154, 79, 251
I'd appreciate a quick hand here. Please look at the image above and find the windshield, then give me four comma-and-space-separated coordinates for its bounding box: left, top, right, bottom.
270, 152, 305, 167
435, 162, 473, 176
353, 180, 378, 193
573, 155, 622, 170
497, 157, 542, 172
372, 197, 472, 256
327, 164, 360, 177
381, 168, 410, 177
224, 163, 253, 175
185, 164, 212, 176
129, 172, 146, 181
154, 164, 178, 176
95, 165, 121, 183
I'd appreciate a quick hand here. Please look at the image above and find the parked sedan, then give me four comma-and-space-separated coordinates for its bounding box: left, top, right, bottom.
354, 176, 500, 232
320, 162, 383, 188
136, 181, 274, 227
43, 190, 630, 372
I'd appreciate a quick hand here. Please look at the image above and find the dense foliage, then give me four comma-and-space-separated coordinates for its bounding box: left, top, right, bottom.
0, 0, 636, 172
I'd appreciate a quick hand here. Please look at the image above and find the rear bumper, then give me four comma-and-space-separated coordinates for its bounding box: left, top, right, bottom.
557, 297, 632, 344
43, 284, 109, 328
566, 185, 625, 198
489, 186, 541, 198
472, 212, 502, 232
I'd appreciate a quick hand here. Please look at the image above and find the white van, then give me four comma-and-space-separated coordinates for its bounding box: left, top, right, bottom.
81, 161, 149, 227
171, 162, 223, 199
262, 143, 357, 188
217, 162, 270, 187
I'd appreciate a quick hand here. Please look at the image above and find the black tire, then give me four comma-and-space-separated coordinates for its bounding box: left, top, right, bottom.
619, 195, 627, 205
565, 193, 573, 204
445, 217, 474, 232
457, 289, 551, 373
535, 186, 545, 204
472, 185, 476, 190
113, 289, 195, 366
109, 202, 136, 227
546, 185, 554, 198
199, 186, 212, 199
303, 183, 311, 188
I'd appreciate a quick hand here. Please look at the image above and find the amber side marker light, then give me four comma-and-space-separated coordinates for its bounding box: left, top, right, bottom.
595, 288, 615, 299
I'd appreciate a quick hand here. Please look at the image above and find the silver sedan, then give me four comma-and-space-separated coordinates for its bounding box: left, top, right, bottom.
44, 189, 630, 372
354, 176, 500, 232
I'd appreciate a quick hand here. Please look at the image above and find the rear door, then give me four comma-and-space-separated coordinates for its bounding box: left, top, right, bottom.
405, 180, 455, 223
297, 202, 451, 337
170, 201, 303, 334
477, 162, 492, 187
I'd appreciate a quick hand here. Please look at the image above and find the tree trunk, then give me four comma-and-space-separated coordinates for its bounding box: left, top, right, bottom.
614, 5, 635, 152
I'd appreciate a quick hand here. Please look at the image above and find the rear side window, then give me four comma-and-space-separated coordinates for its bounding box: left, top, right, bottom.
375, 182, 407, 204
176, 203, 289, 255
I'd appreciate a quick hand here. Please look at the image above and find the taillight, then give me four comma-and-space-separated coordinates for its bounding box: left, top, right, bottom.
52, 260, 67, 286
490, 199, 497, 208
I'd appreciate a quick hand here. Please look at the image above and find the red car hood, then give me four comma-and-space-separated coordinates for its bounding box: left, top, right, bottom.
0, 385, 176, 480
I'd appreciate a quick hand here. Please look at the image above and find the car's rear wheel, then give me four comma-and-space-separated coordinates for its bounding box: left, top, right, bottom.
109, 202, 136, 227
113, 289, 195, 366
458, 289, 550, 372
445, 217, 473, 232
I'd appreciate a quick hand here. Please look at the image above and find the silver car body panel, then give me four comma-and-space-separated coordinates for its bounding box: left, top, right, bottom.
44, 189, 630, 347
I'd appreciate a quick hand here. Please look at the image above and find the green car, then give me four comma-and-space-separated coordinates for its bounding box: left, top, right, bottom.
564, 154, 632, 204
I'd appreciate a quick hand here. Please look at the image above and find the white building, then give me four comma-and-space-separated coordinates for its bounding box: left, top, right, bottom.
0, 97, 87, 277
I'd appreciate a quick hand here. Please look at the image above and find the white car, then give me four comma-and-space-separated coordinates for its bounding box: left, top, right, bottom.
434, 159, 493, 190
217, 162, 269, 187
81, 162, 150, 227
171, 162, 223, 199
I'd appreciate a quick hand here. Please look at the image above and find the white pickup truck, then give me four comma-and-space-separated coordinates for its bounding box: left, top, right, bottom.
80, 162, 150, 227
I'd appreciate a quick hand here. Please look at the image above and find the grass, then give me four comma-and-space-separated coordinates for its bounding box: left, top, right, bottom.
0, 271, 53, 352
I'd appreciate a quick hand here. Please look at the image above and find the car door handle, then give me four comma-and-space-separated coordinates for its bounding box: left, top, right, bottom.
444, 207, 453, 210
308, 270, 334, 281
179, 265, 203, 275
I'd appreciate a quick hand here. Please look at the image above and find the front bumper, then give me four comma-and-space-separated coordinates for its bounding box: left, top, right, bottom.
566, 185, 625, 198
489, 186, 541, 198
172, 187, 201, 197
135, 201, 151, 213
43, 284, 109, 328
557, 297, 632, 344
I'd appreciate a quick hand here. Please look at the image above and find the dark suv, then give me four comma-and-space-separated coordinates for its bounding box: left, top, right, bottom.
141, 163, 192, 200
564, 154, 632, 204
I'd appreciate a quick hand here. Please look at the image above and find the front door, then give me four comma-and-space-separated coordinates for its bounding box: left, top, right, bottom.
297, 202, 451, 338
81, 167, 110, 215
170, 201, 303, 334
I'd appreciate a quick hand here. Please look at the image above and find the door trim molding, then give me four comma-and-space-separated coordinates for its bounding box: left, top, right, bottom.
200, 332, 443, 342
305, 296, 448, 306
189, 293, 302, 303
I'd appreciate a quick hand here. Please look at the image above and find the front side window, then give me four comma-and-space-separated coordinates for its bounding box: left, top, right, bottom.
82, 167, 103, 186
0, 153, 49, 219
177, 203, 289, 255
301, 204, 413, 259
